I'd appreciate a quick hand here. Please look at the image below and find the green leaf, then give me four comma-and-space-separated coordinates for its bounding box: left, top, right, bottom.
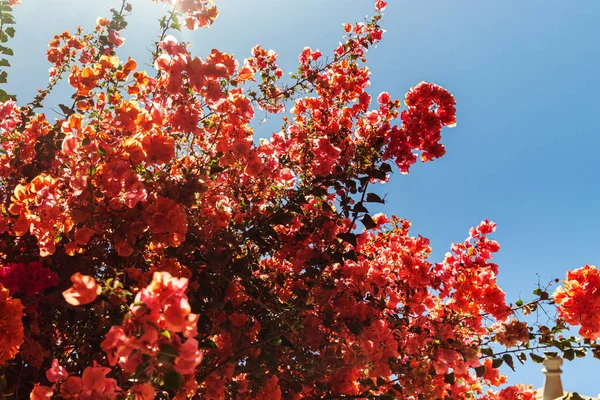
97, 147, 106, 156
163, 369, 183, 391
0, 88, 9, 102
6, 26, 15, 38
530, 353, 544, 363
159, 330, 171, 339
0, 70, 6, 84
0, 45, 12, 56
491, 358, 503, 369
532, 288, 542, 296
503, 354, 515, 371
170, 15, 181, 31
514, 299, 524, 307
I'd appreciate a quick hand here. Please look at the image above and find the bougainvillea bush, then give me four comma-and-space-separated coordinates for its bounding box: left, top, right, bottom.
0, 0, 598, 399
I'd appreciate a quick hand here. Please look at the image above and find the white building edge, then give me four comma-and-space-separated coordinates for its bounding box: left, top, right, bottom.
536, 357, 598, 400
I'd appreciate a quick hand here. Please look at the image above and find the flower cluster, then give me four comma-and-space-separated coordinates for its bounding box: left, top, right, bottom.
384, 81, 457, 173
554, 264, 600, 340
480, 385, 536, 400
0, 283, 24, 365
0, 261, 58, 298
0, 0, 597, 398
494, 319, 530, 347
101, 272, 202, 382
32, 360, 140, 400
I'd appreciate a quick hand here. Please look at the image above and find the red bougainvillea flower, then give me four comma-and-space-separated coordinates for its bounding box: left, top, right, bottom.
0, 283, 24, 365
174, 338, 204, 375
129, 383, 156, 400
62, 273, 102, 306
30, 384, 53, 400
554, 264, 600, 340
375, 0, 387, 11
81, 363, 121, 398
480, 384, 536, 400
46, 358, 69, 383
0, 261, 58, 297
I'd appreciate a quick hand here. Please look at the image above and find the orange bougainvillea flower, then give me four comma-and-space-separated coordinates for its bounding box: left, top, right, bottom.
0, 283, 24, 365
62, 273, 102, 306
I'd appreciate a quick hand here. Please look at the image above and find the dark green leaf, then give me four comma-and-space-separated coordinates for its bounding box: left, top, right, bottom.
97, 147, 106, 156
353, 202, 369, 213
163, 369, 183, 391
361, 214, 377, 229
157, 344, 178, 364
530, 353, 544, 363
0, 45, 13, 56
563, 348, 574, 361
491, 358, 503, 369
474, 365, 486, 377
59, 104, 75, 116
444, 372, 455, 385
366, 193, 384, 203
380, 162, 392, 173
503, 354, 515, 371
368, 168, 387, 180
337, 232, 357, 248
481, 347, 494, 357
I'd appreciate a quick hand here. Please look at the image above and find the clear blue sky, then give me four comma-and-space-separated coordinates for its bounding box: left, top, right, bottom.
7, 0, 600, 395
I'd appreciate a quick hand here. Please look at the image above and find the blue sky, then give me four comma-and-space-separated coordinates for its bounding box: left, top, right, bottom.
7, 0, 600, 395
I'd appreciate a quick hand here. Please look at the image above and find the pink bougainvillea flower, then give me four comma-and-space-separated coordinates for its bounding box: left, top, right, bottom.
62, 273, 102, 306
